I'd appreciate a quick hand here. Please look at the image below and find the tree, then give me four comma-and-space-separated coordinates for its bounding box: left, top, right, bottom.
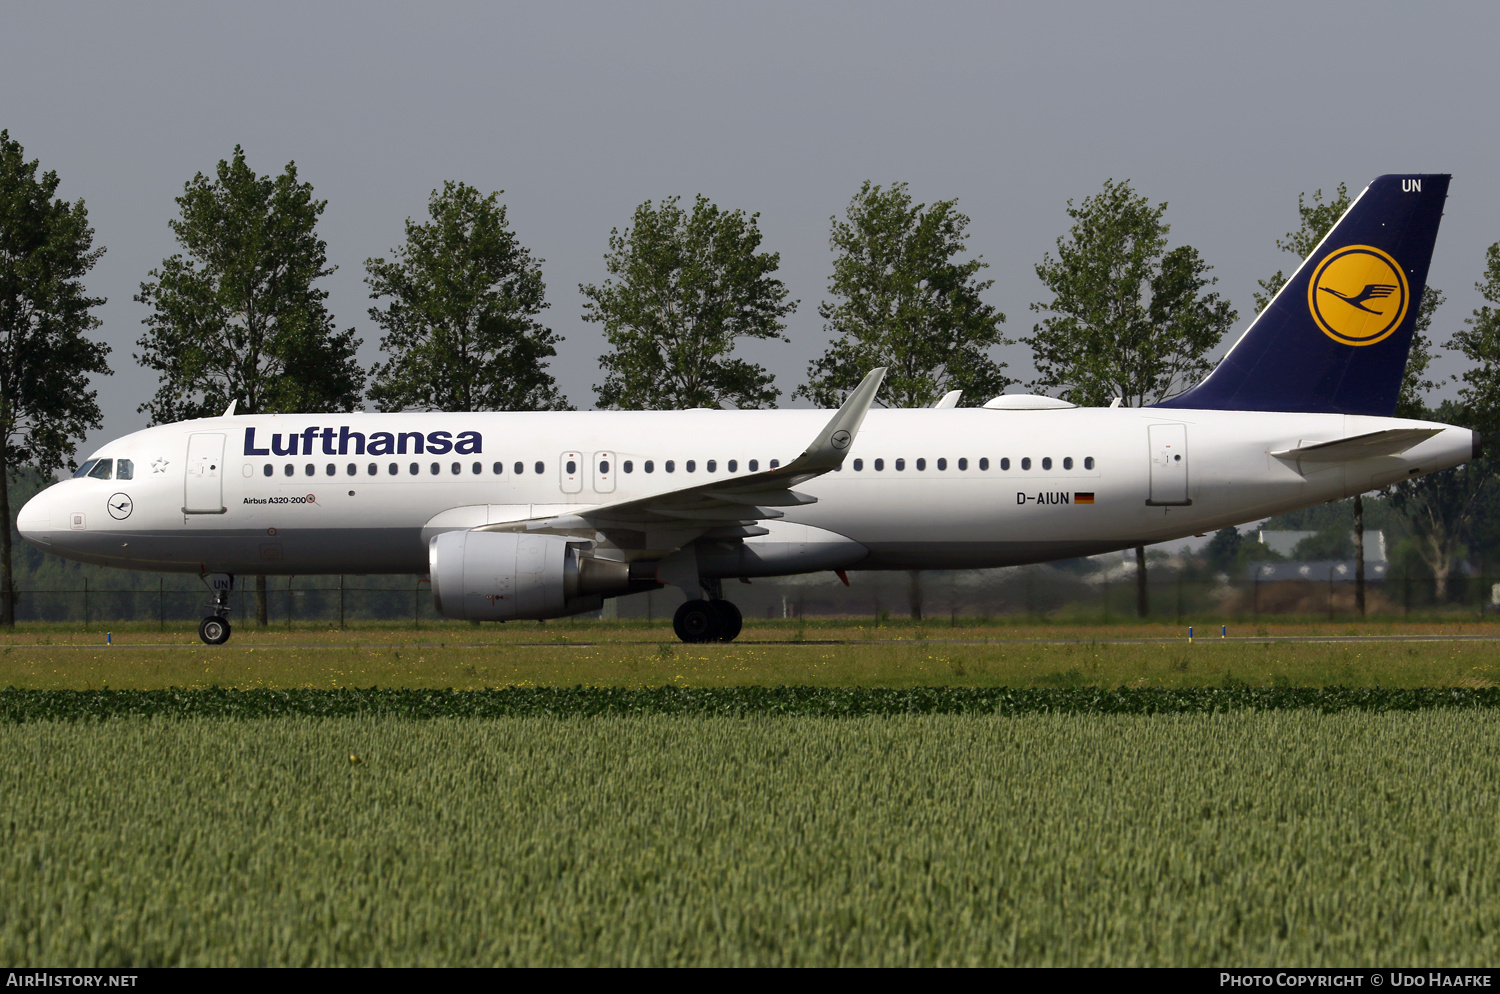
1447, 242, 1500, 440
366, 181, 568, 412
1028, 179, 1236, 408
582, 195, 795, 410
1203, 526, 1243, 577
1029, 179, 1236, 615
1291, 527, 1355, 560
1389, 240, 1500, 599
0, 131, 112, 626
135, 145, 364, 424
1385, 406, 1491, 601
797, 181, 1009, 409
136, 145, 364, 624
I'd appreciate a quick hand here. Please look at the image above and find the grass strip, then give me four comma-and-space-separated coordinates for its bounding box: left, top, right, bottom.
4, 685, 1500, 721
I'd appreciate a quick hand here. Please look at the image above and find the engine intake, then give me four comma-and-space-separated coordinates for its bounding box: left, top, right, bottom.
428, 531, 635, 621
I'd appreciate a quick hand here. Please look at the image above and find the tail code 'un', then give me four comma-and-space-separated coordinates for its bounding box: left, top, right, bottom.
1154, 174, 1449, 417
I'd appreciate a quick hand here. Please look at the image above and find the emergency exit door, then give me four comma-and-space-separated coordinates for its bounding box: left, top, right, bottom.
593, 451, 617, 493
1147, 423, 1190, 506
184, 433, 226, 513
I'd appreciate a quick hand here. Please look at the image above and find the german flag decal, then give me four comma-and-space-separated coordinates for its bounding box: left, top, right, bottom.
1074, 492, 1095, 505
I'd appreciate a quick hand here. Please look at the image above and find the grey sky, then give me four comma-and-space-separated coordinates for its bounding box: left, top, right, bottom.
5, 1, 1499, 459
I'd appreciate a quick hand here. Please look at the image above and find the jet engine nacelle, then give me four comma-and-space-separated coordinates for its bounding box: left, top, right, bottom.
428, 531, 633, 621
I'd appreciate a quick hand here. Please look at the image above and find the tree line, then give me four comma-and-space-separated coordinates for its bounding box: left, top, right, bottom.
4, 133, 1500, 624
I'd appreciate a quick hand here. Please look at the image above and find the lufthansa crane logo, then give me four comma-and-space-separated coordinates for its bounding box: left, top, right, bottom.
1307, 244, 1409, 347
107, 493, 133, 520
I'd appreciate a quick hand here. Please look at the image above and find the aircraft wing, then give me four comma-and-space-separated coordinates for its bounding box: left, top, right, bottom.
475, 367, 887, 546
1270, 427, 1443, 464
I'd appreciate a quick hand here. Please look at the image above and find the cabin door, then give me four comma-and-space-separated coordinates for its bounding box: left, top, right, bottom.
559, 451, 584, 494
1147, 423, 1190, 506
184, 433, 227, 513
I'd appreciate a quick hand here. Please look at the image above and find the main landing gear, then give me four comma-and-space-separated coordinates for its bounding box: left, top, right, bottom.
672, 599, 743, 643
672, 579, 744, 643
198, 573, 234, 645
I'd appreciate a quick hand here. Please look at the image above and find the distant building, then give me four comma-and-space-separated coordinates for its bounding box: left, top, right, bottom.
1257, 529, 1387, 562
1246, 559, 1390, 582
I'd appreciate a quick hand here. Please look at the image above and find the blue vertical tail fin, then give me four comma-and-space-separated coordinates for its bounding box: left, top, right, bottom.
1154, 174, 1449, 416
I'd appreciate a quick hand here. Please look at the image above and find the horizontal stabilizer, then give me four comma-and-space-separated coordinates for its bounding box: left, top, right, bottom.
1270, 427, 1442, 463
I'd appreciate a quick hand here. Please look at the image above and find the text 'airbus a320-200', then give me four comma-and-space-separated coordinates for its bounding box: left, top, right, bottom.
18, 174, 1477, 644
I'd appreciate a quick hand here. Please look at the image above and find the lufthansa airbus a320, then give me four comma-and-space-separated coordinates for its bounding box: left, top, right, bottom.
18, 174, 1475, 644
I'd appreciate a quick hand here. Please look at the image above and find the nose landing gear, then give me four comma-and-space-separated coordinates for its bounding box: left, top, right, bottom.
199, 615, 231, 645
198, 573, 234, 645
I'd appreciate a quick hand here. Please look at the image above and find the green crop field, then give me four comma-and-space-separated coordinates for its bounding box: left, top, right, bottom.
5, 622, 1498, 967
4, 708, 1499, 966
3, 618, 1500, 689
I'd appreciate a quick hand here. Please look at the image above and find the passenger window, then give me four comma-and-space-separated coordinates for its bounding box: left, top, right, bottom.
326, 464, 336, 476
1021, 457, 1031, 470
915, 458, 926, 471
998, 458, 1007, 470
936, 458, 946, 471
874, 458, 884, 471
409, 463, 419, 475
388, 463, 398, 475
770, 459, 780, 468
895, 458, 905, 471
347, 464, 357, 476
686, 460, 695, 473
430, 462, 440, 475
958, 458, 968, 470
1063, 457, 1073, 470
665, 460, 675, 473
1085, 456, 1095, 470
493, 461, 504, 474
749, 459, 759, 472
727, 459, 737, 472
623, 460, 633, 474
452, 462, 461, 474
88, 459, 113, 480
472, 462, 481, 474
706, 459, 716, 473
303, 464, 314, 476
599, 460, 610, 474
72, 460, 99, 479
263, 465, 274, 478
116, 459, 134, 480
284, 465, 294, 477
981, 457, 991, 470
514, 462, 523, 475
1041, 457, 1052, 470
853, 458, 863, 471
534, 461, 544, 474
368, 463, 378, 476
566, 459, 577, 474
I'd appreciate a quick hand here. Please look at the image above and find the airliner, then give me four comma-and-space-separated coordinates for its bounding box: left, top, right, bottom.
17, 174, 1475, 644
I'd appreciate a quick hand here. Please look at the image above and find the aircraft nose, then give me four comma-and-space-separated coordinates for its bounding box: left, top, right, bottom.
16, 491, 52, 546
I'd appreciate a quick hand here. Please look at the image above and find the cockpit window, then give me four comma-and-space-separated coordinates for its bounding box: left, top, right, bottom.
86, 459, 113, 480
72, 460, 99, 479
116, 459, 133, 481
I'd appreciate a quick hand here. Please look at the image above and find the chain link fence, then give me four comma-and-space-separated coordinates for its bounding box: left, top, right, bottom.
9, 568, 1499, 627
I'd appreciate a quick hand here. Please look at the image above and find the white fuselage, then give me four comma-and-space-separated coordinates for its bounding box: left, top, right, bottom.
17, 407, 1475, 579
